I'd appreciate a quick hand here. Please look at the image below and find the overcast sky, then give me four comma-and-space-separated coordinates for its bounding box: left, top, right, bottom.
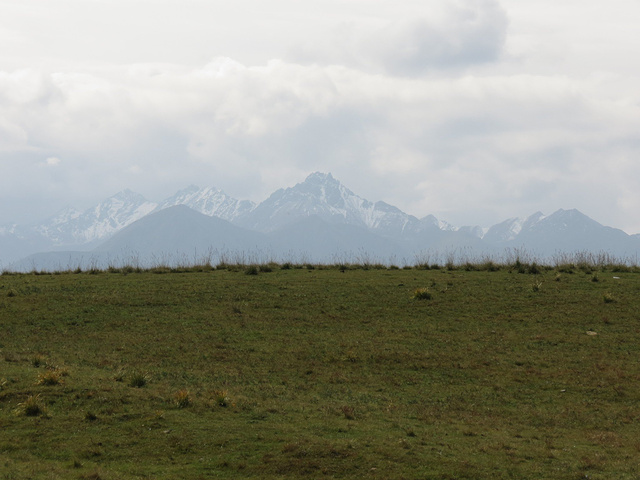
1, 0, 639, 233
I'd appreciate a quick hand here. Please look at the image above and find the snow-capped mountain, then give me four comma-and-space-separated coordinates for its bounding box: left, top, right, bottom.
483, 212, 546, 243
34, 190, 158, 247
3, 172, 640, 270
514, 209, 636, 256
155, 185, 255, 222
0, 190, 159, 266
421, 215, 459, 232
237, 172, 380, 232
236, 172, 438, 239
479, 209, 639, 259
0, 185, 257, 266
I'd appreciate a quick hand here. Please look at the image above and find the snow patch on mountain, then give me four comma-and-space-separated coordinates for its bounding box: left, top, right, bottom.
0, 223, 19, 236
239, 172, 440, 239
438, 219, 457, 231
36, 190, 158, 246
293, 172, 385, 229
156, 185, 255, 222
3, 172, 639, 269
78, 190, 157, 242
34, 207, 82, 237
482, 212, 546, 243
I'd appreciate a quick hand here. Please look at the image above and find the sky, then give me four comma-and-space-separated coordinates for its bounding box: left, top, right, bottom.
1, 0, 639, 233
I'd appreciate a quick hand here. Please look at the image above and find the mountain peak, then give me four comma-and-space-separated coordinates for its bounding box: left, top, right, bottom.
107, 189, 150, 205
6, 171, 639, 270
180, 184, 203, 194
549, 208, 584, 219
238, 172, 437, 237
529, 208, 600, 233
156, 185, 255, 222
97, 190, 152, 212
293, 172, 373, 213
304, 172, 335, 183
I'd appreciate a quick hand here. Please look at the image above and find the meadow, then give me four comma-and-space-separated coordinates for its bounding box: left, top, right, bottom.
1, 261, 640, 479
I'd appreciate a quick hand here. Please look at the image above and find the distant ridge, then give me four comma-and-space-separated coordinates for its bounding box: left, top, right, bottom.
3, 172, 640, 270
95, 205, 267, 259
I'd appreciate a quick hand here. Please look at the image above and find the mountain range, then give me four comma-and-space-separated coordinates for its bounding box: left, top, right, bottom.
3, 172, 639, 271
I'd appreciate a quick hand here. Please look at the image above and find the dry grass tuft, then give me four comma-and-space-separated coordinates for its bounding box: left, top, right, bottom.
413, 288, 432, 300
15, 394, 47, 417
36, 366, 67, 386
174, 389, 191, 408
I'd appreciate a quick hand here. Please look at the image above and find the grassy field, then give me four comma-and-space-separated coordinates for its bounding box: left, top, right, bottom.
1, 263, 640, 479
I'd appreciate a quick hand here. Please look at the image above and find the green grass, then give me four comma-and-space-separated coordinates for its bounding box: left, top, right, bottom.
1, 266, 640, 478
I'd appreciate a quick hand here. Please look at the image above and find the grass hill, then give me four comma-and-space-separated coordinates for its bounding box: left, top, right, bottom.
1, 262, 639, 479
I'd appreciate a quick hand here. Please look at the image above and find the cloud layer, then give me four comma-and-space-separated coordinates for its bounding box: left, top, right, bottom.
292, 0, 508, 75
1, 0, 639, 234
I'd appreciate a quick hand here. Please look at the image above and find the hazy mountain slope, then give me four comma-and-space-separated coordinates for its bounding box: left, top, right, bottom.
478, 208, 640, 259
512, 209, 638, 259
268, 215, 409, 263
0, 229, 52, 267
94, 205, 271, 264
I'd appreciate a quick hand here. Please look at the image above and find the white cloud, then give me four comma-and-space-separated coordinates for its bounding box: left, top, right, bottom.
290, 0, 508, 75
1, 58, 640, 230
0, 116, 28, 151
45, 157, 61, 166
365, 0, 508, 74
0, 1, 639, 234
